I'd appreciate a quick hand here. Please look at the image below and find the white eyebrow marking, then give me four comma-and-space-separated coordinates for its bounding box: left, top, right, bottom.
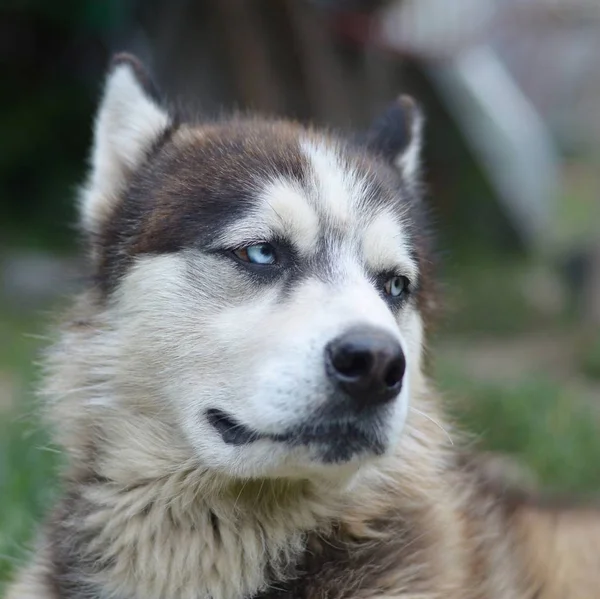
300, 138, 366, 226
362, 210, 417, 279
260, 178, 320, 255
214, 178, 320, 256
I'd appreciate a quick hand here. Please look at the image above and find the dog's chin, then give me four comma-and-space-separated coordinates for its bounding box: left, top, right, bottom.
206, 408, 393, 468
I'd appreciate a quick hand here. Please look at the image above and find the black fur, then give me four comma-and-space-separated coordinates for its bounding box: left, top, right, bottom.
364, 96, 420, 164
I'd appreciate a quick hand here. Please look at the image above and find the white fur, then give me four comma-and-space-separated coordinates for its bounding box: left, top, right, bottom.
110, 250, 410, 479
394, 101, 424, 182
300, 138, 362, 225
261, 178, 321, 254
80, 63, 170, 235
362, 209, 417, 278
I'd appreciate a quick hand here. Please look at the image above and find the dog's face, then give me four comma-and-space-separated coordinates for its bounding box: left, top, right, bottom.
82, 55, 431, 480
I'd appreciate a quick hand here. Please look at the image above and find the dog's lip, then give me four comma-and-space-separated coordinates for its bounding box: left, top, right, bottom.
206, 409, 262, 445
206, 408, 386, 455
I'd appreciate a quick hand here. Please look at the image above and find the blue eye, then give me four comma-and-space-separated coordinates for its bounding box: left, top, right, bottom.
384, 275, 409, 298
233, 243, 277, 265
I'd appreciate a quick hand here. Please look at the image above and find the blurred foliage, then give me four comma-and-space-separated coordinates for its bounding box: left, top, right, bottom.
0, 0, 132, 250
0, 305, 59, 593
581, 334, 600, 381
440, 365, 600, 496
437, 256, 553, 338
0, 3, 524, 256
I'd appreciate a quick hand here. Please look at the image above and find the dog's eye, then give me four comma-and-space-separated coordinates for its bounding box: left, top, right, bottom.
233, 243, 277, 265
384, 275, 409, 299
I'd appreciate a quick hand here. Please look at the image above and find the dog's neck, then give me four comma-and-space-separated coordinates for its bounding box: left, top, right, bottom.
49, 401, 450, 599
50, 409, 354, 599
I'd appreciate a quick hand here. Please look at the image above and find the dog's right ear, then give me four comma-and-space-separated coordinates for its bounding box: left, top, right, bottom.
80, 54, 171, 237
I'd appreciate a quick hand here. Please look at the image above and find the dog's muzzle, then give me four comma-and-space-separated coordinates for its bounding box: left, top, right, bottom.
206, 325, 405, 461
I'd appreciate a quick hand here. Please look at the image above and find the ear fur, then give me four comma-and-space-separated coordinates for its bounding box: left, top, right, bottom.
366, 95, 424, 182
80, 53, 170, 236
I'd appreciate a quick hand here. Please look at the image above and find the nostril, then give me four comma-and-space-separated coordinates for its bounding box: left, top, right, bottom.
325, 326, 405, 407
383, 356, 405, 389
333, 349, 373, 380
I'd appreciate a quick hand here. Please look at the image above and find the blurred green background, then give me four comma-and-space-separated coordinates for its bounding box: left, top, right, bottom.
1, 0, 600, 592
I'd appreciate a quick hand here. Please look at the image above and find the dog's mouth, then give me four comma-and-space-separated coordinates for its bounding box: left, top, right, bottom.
206, 409, 263, 445
206, 408, 387, 462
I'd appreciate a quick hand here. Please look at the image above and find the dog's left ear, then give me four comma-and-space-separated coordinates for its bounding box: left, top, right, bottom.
365, 96, 424, 182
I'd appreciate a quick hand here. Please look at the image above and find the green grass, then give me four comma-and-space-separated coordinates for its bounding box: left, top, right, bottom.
0, 411, 59, 588
438, 363, 600, 495
0, 306, 59, 593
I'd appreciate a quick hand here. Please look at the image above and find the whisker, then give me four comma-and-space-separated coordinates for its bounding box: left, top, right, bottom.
410, 407, 454, 446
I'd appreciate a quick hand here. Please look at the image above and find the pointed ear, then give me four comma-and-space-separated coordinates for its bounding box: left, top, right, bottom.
365, 96, 424, 182
80, 53, 171, 236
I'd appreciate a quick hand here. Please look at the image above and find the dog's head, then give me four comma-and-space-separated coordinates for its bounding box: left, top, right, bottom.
78, 54, 433, 480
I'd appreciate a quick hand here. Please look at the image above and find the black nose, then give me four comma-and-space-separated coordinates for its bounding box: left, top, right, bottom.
325, 326, 405, 408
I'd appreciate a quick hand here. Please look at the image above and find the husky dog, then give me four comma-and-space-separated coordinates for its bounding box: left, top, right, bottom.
6, 54, 600, 599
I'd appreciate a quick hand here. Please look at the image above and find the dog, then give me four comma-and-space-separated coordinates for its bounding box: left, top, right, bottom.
6, 54, 600, 599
